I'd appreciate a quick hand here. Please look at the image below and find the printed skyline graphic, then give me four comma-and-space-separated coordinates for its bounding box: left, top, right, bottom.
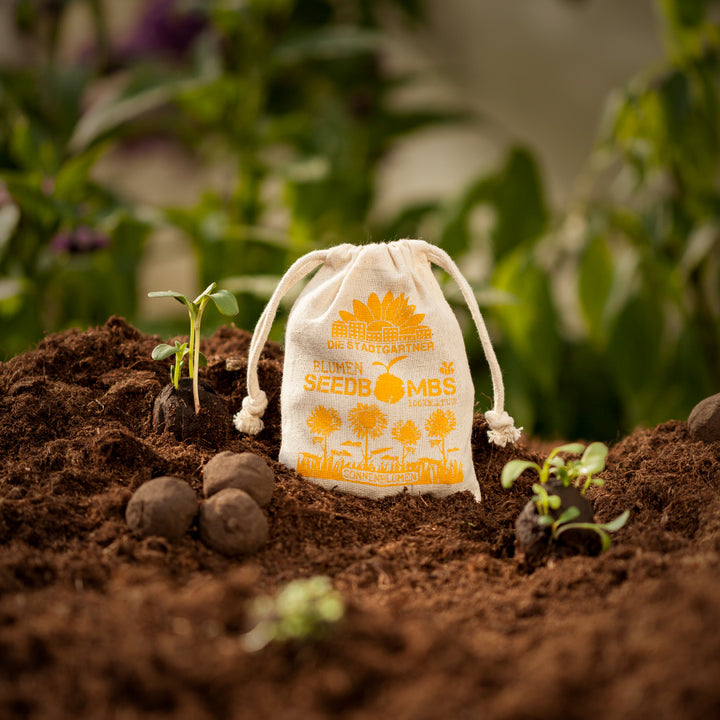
331, 291, 432, 342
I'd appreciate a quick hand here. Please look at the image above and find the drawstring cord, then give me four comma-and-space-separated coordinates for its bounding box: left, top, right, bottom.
233, 249, 330, 435
424, 243, 522, 447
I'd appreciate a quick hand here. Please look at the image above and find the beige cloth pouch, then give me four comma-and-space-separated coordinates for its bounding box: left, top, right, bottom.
234, 240, 521, 500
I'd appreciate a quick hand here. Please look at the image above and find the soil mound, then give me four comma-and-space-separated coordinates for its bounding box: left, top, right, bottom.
1, 317, 719, 719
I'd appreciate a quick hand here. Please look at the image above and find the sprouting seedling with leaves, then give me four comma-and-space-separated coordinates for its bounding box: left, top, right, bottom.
542, 505, 630, 553
241, 576, 344, 652
501, 442, 629, 552
148, 282, 239, 414
501, 442, 608, 495
151, 340, 191, 391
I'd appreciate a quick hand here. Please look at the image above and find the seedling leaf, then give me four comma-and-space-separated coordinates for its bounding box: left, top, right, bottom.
552, 442, 586, 456
148, 290, 187, 299
209, 289, 239, 316
532, 483, 562, 514
148, 290, 193, 310
152, 343, 179, 361
600, 509, 630, 533
577, 441, 608, 475
598, 529, 612, 552
555, 506, 581, 525
554, 466, 571, 486
193, 282, 216, 305
501, 460, 540, 489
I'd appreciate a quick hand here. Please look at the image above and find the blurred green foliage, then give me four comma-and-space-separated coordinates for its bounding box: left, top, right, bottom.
0, 0, 452, 349
0, 0, 719, 440
0, 40, 150, 352
394, 0, 720, 439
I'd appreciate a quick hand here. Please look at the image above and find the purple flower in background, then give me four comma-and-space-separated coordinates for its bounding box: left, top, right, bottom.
50, 226, 111, 254
119, 0, 207, 63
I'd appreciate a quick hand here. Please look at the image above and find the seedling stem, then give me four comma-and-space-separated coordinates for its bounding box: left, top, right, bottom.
148, 282, 238, 413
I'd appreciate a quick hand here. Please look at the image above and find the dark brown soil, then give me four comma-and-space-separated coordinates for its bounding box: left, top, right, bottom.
1, 316, 719, 720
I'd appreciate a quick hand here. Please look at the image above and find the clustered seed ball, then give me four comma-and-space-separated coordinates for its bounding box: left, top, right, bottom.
199, 488, 269, 556
125, 476, 198, 541
202, 451, 275, 506
688, 393, 720, 442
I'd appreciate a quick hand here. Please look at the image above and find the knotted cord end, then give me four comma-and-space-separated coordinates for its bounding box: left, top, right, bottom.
233, 391, 268, 435
484, 409, 522, 447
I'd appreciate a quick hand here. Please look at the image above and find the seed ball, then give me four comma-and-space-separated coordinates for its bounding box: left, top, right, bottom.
199, 488, 269, 556
688, 392, 720, 442
202, 451, 275, 507
125, 476, 198, 541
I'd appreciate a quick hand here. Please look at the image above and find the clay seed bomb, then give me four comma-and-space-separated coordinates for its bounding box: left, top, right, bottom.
199, 488, 269, 556
125, 476, 198, 541
202, 451, 275, 506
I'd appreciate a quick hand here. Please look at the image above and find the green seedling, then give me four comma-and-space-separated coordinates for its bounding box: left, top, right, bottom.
531, 482, 562, 516
501, 441, 607, 495
151, 340, 194, 391
242, 576, 345, 652
149, 282, 238, 413
550, 507, 631, 553
502, 441, 629, 553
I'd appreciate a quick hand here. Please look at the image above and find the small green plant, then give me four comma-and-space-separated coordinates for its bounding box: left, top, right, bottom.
543, 506, 630, 553
149, 282, 238, 413
501, 442, 629, 552
530, 482, 562, 516
242, 576, 345, 652
501, 441, 608, 495
151, 340, 190, 391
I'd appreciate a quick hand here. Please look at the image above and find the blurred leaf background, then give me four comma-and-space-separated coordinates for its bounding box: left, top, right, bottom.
0, 0, 719, 440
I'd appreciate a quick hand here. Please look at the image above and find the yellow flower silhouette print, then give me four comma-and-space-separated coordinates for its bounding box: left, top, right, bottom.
391, 419, 421, 467
348, 402, 388, 469
306, 405, 342, 466
425, 409, 457, 466
297, 403, 463, 487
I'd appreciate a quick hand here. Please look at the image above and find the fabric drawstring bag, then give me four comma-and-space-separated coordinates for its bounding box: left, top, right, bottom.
234, 240, 521, 501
